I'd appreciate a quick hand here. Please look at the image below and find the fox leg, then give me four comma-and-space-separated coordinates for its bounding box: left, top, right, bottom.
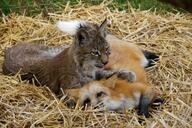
138, 87, 155, 118
138, 95, 151, 118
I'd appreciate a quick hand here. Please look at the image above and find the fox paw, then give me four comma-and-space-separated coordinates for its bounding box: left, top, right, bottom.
65, 99, 76, 109
151, 97, 165, 110
117, 70, 136, 82
143, 50, 159, 68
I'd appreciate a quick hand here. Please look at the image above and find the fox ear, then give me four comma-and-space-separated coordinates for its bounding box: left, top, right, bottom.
103, 74, 117, 89
99, 19, 107, 37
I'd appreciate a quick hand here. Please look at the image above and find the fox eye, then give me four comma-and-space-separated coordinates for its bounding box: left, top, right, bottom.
83, 98, 91, 106
96, 91, 106, 98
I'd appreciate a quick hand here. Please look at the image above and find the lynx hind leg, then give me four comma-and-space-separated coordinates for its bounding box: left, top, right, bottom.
117, 70, 136, 82
142, 50, 159, 68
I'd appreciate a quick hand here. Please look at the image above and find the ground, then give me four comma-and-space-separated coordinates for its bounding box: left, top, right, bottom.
0, 3, 191, 128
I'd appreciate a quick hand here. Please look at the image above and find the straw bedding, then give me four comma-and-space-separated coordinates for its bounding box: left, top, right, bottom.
0, 3, 191, 128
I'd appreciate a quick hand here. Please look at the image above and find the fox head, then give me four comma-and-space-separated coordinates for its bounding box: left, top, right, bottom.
74, 75, 163, 117
77, 75, 127, 110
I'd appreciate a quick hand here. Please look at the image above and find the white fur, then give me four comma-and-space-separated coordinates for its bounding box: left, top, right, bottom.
56, 20, 86, 35
103, 99, 123, 110
141, 57, 149, 67
133, 92, 141, 106
103, 92, 141, 110
124, 98, 136, 109
103, 95, 136, 110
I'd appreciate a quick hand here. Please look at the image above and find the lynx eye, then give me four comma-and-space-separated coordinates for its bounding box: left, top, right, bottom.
106, 50, 111, 55
96, 91, 106, 98
106, 47, 111, 55
91, 50, 100, 56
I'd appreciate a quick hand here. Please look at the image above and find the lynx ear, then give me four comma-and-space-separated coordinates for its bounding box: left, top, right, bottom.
99, 19, 107, 37
75, 29, 89, 47
103, 74, 118, 89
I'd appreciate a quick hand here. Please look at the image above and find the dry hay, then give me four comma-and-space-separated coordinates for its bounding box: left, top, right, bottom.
0, 2, 192, 128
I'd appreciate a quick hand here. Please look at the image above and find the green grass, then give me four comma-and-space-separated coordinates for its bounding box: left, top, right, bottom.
0, 0, 185, 16
112, 0, 185, 12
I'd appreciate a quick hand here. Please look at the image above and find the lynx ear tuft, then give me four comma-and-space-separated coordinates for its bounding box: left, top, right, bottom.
56, 20, 86, 35
103, 74, 118, 89
99, 19, 108, 37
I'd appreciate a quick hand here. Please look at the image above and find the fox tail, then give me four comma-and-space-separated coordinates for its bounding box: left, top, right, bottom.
56, 20, 87, 35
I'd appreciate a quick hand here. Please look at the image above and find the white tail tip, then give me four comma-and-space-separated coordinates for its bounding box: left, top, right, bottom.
56, 20, 86, 35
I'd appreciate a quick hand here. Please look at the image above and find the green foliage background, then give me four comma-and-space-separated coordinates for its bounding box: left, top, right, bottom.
0, 0, 184, 16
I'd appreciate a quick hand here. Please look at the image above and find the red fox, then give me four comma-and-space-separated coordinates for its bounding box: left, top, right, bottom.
65, 75, 161, 117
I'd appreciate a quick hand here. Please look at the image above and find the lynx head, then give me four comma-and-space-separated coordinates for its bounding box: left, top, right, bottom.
71, 19, 111, 74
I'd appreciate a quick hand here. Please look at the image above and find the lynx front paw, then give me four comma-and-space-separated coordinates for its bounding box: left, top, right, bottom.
117, 70, 136, 82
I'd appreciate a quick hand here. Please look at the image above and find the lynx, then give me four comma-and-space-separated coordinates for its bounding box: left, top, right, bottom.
3, 19, 136, 94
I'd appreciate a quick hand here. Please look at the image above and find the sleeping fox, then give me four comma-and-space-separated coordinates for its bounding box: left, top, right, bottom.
57, 20, 162, 117
65, 74, 161, 118
56, 20, 159, 83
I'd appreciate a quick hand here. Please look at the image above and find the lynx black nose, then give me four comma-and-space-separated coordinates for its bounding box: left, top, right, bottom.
103, 61, 108, 65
